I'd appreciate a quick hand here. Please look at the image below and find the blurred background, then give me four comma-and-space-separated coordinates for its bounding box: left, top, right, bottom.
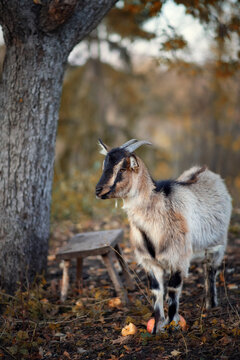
0, 0, 240, 227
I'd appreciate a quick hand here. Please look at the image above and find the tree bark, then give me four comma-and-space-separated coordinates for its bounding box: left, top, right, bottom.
0, 0, 116, 293
0, 38, 66, 292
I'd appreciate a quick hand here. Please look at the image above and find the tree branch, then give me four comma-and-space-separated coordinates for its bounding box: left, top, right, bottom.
57, 0, 118, 55
0, 0, 118, 57
39, 0, 78, 32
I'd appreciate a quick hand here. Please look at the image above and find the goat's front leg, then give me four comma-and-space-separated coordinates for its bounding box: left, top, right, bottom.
166, 270, 183, 326
148, 267, 165, 334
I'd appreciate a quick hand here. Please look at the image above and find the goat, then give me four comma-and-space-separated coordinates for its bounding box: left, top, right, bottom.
96, 139, 232, 333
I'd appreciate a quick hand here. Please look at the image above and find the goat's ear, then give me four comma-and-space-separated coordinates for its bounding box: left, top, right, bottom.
98, 139, 109, 156
129, 155, 139, 171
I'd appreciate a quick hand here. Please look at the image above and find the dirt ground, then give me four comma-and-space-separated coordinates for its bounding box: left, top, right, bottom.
0, 211, 240, 360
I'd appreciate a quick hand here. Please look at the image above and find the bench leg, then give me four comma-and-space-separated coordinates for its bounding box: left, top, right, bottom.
76, 258, 83, 292
61, 260, 70, 302
114, 244, 135, 291
102, 252, 128, 304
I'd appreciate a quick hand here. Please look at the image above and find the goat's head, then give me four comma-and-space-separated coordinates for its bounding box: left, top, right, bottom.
96, 139, 152, 199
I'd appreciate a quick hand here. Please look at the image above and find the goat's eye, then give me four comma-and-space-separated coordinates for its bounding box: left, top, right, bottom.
120, 168, 126, 173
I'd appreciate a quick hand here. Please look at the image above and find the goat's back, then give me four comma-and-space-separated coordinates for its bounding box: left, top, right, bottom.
176, 166, 232, 253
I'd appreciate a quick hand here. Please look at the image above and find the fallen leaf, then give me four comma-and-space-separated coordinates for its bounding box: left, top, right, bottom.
112, 336, 131, 345
54, 332, 65, 338
40, 298, 49, 304
121, 323, 137, 336
76, 299, 84, 307
227, 284, 238, 290
48, 254, 56, 261
124, 247, 132, 254
63, 351, 71, 359
171, 350, 181, 357
108, 297, 122, 308
219, 335, 231, 345
219, 271, 225, 283
77, 348, 87, 354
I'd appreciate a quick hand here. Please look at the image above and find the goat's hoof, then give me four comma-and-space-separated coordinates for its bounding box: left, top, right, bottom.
206, 300, 218, 310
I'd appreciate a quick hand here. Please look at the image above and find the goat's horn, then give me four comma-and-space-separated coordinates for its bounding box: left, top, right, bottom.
125, 140, 152, 153
120, 139, 138, 149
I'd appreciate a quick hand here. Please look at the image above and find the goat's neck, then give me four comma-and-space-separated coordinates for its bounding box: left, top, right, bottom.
122, 158, 161, 213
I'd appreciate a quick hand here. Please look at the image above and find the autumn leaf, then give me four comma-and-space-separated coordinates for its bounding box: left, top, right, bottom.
75, 299, 84, 308
219, 335, 231, 345
121, 323, 137, 336
63, 351, 71, 359
227, 284, 238, 290
171, 350, 181, 357
112, 335, 132, 345
108, 297, 122, 308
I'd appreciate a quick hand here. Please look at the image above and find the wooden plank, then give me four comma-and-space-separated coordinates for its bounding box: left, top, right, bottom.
76, 258, 83, 291
56, 229, 123, 260
60, 260, 71, 302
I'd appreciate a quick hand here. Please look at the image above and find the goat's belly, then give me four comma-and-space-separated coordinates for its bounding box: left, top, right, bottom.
190, 227, 227, 252
188, 211, 229, 252
191, 244, 225, 261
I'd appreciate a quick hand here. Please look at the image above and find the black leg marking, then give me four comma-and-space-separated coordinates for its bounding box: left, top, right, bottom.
168, 271, 182, 323
148, 272, 159, 290
168, 271, 181, 288
140, 229, 155, 258
209, 266, 217, 308
168, 291, 177, 323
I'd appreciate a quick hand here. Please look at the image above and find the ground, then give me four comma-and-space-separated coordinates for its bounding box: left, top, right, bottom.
0, 211, 240, 360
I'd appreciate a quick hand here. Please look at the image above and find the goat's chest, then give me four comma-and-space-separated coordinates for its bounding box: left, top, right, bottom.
129, 210, 165, 250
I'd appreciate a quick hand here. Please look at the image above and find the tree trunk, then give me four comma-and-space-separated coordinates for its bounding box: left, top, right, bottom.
0, 39, 66, 292
0, 0, 117, 293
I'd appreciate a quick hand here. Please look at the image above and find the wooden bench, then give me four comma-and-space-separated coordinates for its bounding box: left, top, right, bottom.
56, 229, 134, 303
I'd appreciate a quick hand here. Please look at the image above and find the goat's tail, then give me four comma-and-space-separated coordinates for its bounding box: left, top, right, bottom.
177, 165, 207, 185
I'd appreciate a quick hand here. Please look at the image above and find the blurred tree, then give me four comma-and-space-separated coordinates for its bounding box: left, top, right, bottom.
0, 0, 117, 293
58, 0, 239, 174
57, 59, 146, 172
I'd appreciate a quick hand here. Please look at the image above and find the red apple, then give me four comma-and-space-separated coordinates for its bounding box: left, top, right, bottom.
147, 318, 155, 333
147, 315, 187, 333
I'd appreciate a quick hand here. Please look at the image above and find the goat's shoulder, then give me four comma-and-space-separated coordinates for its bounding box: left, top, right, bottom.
153, 179, 177, 197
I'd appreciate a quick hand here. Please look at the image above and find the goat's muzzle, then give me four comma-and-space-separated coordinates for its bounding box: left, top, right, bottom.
95, 185, 111, 199
96, 186, 103, 198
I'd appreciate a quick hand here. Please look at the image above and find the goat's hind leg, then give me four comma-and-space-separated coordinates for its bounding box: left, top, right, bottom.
148, 267, 165, 334
204, 246, 224, 310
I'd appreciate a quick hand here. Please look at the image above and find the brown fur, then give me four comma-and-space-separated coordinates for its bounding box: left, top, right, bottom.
171, 211, 189, 235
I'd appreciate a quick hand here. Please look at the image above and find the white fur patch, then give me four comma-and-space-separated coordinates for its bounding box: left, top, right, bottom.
130, 156, 138, 170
